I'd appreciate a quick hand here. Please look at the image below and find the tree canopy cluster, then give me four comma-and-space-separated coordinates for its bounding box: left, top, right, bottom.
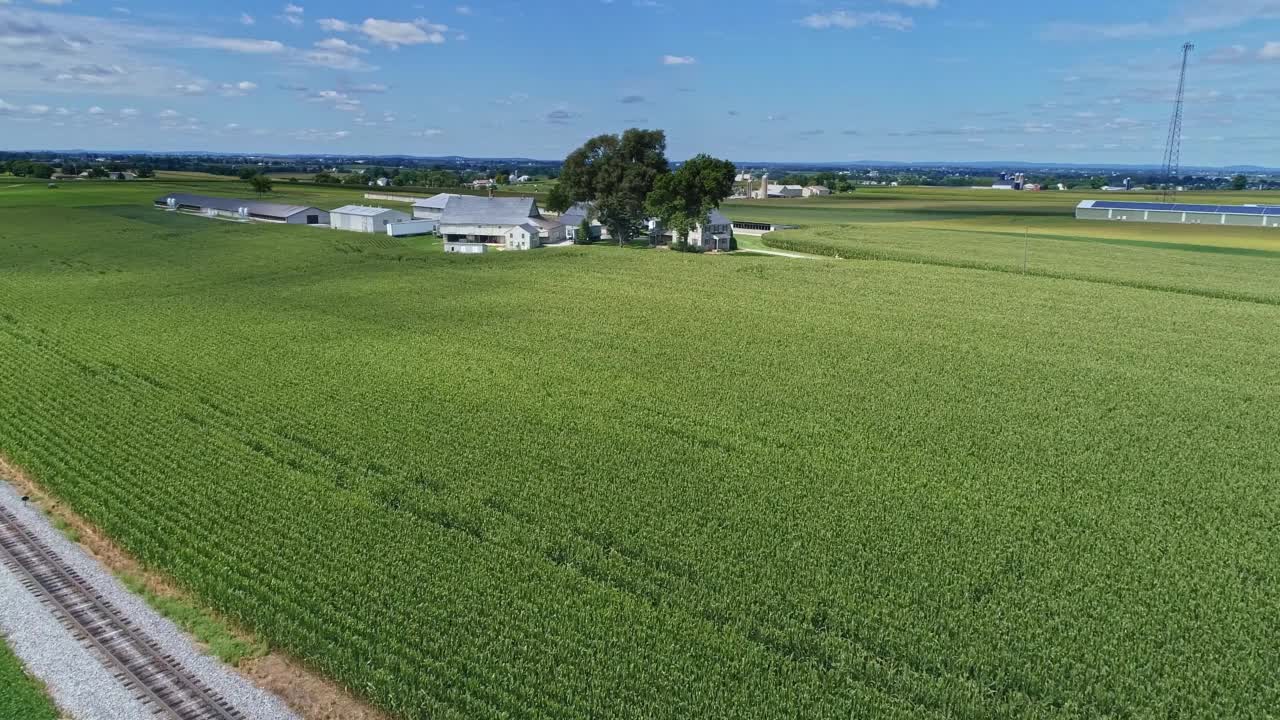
556, 129, 736, 247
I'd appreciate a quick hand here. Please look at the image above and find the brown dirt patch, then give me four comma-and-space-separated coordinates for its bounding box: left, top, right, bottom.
0, 454, 391, 720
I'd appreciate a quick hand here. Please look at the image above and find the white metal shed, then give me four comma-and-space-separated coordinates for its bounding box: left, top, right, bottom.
330, 205, 412, 233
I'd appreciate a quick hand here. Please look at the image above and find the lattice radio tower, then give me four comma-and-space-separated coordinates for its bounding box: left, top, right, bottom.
1160, 42, 1194, 202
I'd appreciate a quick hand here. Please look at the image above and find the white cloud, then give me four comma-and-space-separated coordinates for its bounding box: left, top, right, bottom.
662, 54, 695, 65
158, 109, 180, 118
239, 12, 255, 26
1261, 41, 1280, 60
314, 37, 366, 53
281, 3, 304, 26
174, 82, 206, 95
189, 36, 285, 53
456, 5, 472, 14
219, 80, 258, 96
289, 128, 351, 142
412, 128, 443, 137
799, 11, 913, 31
0, 100, 68, 122
87, 105, 104, 114
318, 16, 449, 46
1047, 1, 1280, 39
317, 18, 353, 32
302, 49, 375, 71
309, 89, 362, 111
119, 107, 139, 117
360, 18, 446, 47
888, 0, 938, 7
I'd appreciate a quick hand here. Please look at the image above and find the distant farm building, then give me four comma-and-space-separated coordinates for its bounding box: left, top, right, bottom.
648, 209, 734, 251
802, 185, 831, 197
439, 195, 564, 250
750, 176, 804, 199
989, 173, 1026, 191
767, 184, 804, 198
330, 205, 412, 233
1076, 200, 1280, 228
154, 193, 328, 225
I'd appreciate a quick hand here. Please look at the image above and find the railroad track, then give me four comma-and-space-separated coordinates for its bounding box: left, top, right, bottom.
0, 505, 243, 720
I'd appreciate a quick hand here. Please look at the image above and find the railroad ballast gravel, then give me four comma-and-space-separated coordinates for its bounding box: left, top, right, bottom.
0, 481, 299, 720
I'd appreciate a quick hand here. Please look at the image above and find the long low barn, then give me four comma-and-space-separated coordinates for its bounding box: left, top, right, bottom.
1077, 199, 1280, 228
155, 193, 329, 225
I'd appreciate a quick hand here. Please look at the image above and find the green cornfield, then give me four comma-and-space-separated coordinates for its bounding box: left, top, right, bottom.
1, 183, 1279, 718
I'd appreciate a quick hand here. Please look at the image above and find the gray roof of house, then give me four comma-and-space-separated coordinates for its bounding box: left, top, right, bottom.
440, 195, 538, 226
156, 193, 322, 219
331, 205, 407, 217
557, 202, 594, 226
707, 209, 730, 226
412, 193, 459, 209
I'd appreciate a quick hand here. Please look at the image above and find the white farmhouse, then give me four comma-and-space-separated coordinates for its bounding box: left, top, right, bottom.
505, 224, 539, 251
802, 185, 831, 197
649, 209, 734, 251
330, 205, 412, 233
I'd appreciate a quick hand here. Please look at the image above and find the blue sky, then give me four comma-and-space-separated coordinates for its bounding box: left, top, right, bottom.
1, 0, 1279, 165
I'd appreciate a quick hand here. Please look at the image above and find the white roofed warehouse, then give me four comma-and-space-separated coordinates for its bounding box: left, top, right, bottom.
330, 205, 412, 233
154, 193, 328, 225
1076, 200, 1280, 228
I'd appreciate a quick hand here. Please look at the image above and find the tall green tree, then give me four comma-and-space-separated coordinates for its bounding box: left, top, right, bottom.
249, 173, 273, 195
645, 154, 736, 246
560, 129, 669, 247
576, 217, 593, 245
1232, 174, 1248, 191
544, 183, 573, 213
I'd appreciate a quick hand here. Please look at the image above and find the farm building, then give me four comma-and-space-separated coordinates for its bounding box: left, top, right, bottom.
439, 195, 563, 250
154, 193, 328, 225
803, 185, 831, 197
1076, 200, 1280, 228
330, 205, 412, 233
558, 202, 606, 242
648, 209, 735, 251
750, 176, 804, 199
412, 193, 460, 221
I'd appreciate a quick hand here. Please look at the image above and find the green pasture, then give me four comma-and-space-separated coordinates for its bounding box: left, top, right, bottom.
1, 183, 1278, 719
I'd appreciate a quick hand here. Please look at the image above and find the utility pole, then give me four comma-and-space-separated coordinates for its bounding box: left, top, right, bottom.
1161, 42, 1194, 203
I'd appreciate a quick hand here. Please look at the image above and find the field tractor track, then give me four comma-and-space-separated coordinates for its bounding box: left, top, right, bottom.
0, 505, 244, 720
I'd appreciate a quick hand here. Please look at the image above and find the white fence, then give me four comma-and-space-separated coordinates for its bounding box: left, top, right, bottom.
363, 192, 420, 204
